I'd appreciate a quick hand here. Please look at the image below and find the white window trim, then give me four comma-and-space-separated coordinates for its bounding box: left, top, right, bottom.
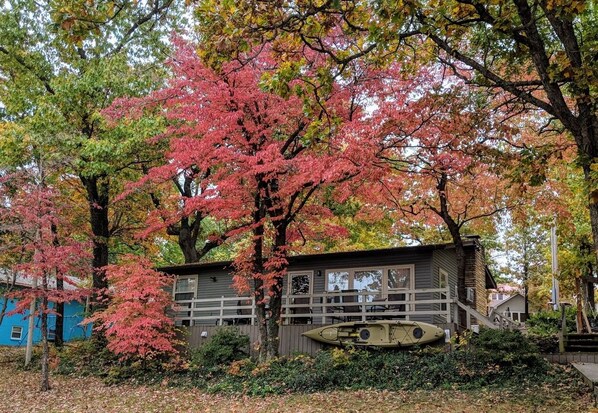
173, 276, 197, 298
287, 271, 314, 296
10, 326, 23, 341
325, 265, 414, 297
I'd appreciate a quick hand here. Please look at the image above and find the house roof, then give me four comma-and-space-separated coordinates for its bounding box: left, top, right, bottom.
488, 292, 524, 309
0, 270, 82, 291
159, 237, 498, 288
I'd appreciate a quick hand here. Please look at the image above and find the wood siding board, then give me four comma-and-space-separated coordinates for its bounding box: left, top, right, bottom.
432, 249, 458, 324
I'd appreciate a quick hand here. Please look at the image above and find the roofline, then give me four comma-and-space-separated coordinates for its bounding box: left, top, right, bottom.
158, 238, 483, 275
485, 266, 498, 290
489, 292, 525, 309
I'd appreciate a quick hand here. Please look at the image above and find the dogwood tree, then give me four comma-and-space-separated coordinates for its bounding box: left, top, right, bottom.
0, 171, 90, 391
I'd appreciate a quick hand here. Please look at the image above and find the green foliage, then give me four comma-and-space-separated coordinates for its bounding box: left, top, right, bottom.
210, 337, 551, 396
55, 338, 183, 385
54, 329, 576, 395
189, 327, 250, 372
467, 329, 542, 369
527, 308, 577, 336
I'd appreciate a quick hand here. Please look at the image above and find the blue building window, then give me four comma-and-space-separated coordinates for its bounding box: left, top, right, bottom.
10, 326, 23, 340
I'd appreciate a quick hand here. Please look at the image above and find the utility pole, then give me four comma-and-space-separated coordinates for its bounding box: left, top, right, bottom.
550, 219, 560, 311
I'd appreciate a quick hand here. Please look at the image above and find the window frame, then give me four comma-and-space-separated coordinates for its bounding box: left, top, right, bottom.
287, 271, 314, 296
325, 265, 414, 298
10, 326, 23, 341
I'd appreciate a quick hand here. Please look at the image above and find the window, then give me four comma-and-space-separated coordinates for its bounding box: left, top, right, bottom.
325, 265, 413, 302
288, 272, 313, 295
174, 277, 197, 327
388, 268, 411, 290
327, 271, 349, 292
174, 277, 196, 301
175, 277, 196, 294
354, 270, 383, 302
10, 326, 22, 341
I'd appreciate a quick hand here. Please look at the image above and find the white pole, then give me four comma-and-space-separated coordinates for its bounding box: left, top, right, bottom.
550, 220, 560, 311
24, 276, 37, 366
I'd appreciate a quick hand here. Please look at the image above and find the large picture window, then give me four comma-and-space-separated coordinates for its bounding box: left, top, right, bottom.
325, 265, 414, 301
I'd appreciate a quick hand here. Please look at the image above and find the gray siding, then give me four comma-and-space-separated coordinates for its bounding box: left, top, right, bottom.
432, 249, 458, 324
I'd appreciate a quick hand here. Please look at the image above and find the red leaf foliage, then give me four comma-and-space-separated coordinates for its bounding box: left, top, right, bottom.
86, 256, 179, 360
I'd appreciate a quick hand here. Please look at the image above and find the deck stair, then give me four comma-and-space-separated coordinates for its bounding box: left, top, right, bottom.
565, 333, 598, 352
456, 301, 498, 330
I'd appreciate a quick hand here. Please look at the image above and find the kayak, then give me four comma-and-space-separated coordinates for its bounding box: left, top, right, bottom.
302, 320, 445, 348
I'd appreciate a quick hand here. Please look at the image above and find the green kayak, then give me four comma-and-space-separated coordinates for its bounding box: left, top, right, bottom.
302, 320, 445, 348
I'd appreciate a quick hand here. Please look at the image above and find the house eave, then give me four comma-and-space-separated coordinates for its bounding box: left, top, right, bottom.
158, 239, 482, 276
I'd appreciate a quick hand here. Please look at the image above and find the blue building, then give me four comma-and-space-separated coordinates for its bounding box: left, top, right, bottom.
0, 273, 91, 346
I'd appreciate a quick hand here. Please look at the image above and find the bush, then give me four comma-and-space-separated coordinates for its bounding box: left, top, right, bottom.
190, 327, 250, 372
527, 308, 576, 336
207, 330, 552, 396
53, 327, 568, 394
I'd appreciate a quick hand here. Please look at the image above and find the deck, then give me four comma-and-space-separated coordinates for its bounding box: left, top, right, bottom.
174, 287, 455, 326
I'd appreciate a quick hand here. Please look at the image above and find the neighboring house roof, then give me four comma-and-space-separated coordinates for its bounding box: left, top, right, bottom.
492, 283, 521, 293
488, 292, 524, 310
160, 237, 498, 288
0, 270, 82, 291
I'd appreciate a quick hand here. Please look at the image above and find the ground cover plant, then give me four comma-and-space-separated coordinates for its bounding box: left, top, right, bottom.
31, 328, 590, 400
1, 330, 594, 413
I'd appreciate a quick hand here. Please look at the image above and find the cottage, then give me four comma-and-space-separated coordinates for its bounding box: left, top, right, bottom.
161, 236, 498, 354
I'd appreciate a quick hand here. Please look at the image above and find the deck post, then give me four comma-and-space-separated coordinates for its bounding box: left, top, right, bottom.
218, 296, 224, 326
251, 296, 256, 326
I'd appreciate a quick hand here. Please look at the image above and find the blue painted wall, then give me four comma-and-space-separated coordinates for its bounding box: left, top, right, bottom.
0, 298, 90, 346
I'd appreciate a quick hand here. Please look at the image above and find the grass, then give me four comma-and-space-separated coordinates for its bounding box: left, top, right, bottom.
2, 346, 596, 413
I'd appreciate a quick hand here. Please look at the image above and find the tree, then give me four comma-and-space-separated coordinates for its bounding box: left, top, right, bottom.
194, 0, 598, 265
341, 65, 515, 312
495, 210, 550, 319
112, 41, 372, 360
0, 170, 90, 391
87, 256, 179, 361
0, 0, 184, 296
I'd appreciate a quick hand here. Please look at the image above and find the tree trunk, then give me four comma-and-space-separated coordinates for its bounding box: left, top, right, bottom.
54, 285, 64, 348
264, 223, 287, 360
81, 176, 110, 295
522, 243, 529, 322
178, 221, 199, 263
251, 189, 270, 362
51, 223, 64, 347
434, 172, 468, 327
40, 275, 50, 391
582, 155, 598, 313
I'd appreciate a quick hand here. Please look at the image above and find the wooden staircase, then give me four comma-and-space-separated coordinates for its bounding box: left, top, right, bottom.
564, 333, 598, 352
455, 301, 522, 331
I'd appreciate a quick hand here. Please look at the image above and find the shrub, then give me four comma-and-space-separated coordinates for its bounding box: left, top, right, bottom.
190, 327, 250, 372
527, 308, 576, 336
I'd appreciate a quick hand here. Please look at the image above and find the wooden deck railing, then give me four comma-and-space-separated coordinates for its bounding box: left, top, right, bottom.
173, 287, 454, 326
